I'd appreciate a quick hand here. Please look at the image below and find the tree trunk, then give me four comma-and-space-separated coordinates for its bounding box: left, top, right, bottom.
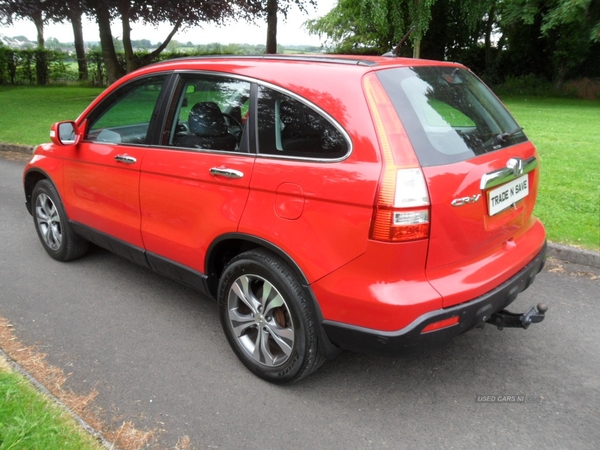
413, 38, 421, 59
32, 10, 47, 85
69, 1, 88, 81
137, 20, 183, 68
96, 3, 124, 84
554, 60, 567, 90
32, 10, 44, 49
266, 0, 278, 54
119, 1, 137, 73
484, 3, 497, 72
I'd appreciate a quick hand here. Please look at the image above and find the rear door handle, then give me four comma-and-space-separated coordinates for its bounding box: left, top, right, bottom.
115, 154, 137, 164
209, 167, 244, 179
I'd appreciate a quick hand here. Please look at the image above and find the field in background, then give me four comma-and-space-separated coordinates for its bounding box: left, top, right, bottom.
0, 86, 598, 251
0, 86, 103, 145
503, 97, 599, 251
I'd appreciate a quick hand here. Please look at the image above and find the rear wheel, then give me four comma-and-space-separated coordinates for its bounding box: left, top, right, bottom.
32, 180, 89, 261
218, 249, 324, 383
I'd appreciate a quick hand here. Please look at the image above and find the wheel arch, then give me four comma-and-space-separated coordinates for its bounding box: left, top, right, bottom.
205, 233, 309, 298
205, 233, 342, 359
24, 168, 53, 215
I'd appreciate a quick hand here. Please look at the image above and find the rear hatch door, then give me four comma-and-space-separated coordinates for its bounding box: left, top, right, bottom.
376, 66, 544, 307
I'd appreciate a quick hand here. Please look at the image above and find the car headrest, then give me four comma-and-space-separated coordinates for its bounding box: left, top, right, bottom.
189, 102, 227, 137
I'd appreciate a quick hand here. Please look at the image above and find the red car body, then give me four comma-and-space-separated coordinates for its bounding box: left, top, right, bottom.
24, 55, 546, 382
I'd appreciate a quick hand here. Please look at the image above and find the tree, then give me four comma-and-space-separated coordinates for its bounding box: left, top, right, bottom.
0, 0, 67, 84
539, 0, 600, 87
251, 0, 316, 54
65, 0, 88, 81
88, 0, 257, 83
48, 0, 88, 81
266, 0, 278, 53
0, 0, 49, 48
306, 0, 402, 54
496, 0, 600, 87
307, 0, 442, 57
0, 0, 89, 81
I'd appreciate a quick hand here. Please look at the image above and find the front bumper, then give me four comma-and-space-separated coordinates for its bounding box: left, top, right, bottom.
322, 242, 547, 354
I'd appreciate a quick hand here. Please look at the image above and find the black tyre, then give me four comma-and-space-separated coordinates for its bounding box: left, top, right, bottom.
218, 249, 325, 383
31, 180, 89, 262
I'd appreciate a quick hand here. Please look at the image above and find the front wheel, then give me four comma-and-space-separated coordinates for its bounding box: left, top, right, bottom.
31, 180, 89, 261
218, 249, 324, 383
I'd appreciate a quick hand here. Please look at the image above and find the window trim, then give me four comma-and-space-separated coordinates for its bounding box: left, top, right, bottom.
253, 79, 353, 163
82, 73, 172, 147
156, 70, 254, 156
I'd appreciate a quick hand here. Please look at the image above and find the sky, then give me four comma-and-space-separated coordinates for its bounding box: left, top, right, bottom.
0, 1, 337, 47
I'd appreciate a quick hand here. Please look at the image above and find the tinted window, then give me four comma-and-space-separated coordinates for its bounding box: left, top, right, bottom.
86, 75, 167, 144
257, 86, 349, 159
166, 75, 251, 152
377, 67, 528, 166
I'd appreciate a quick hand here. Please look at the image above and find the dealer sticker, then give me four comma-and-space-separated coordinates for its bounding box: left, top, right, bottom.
487, 175, 529, 216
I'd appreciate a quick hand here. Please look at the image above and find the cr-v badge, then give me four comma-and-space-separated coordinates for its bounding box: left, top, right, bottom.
451, 194, 481, 207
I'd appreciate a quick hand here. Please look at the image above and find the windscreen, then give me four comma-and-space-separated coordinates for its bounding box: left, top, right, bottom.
376, 67, 528, 166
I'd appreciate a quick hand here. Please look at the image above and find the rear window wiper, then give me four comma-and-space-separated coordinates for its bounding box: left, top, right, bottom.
495, 126, 524, 144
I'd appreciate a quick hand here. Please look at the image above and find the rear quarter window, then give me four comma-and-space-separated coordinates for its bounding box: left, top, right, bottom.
256, 86, 350, 160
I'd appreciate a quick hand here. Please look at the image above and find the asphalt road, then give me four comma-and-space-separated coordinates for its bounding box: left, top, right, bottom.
1, 155, 599, 449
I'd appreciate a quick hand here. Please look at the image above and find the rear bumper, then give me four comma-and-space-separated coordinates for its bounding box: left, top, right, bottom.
322, 242, 546, 354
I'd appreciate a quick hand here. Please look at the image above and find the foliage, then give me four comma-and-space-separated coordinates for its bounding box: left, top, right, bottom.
0, 48, 75, 85
305, 0, 397, 53
493, 75, 557, 97
307, 0, 600, 86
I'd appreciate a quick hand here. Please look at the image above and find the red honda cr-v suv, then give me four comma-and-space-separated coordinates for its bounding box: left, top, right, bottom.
24, 55, 547, 383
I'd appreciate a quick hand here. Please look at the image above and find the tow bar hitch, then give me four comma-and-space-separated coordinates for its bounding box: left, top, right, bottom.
487, 303, 548, 330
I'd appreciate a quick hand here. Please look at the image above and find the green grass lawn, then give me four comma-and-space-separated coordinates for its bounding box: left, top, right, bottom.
0, 86, 104, 146
0, 86, 597, 251
0, 363, 103, 450
502, 97, 600, 251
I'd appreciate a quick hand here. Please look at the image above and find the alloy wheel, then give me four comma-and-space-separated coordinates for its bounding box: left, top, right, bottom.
226, 274, 295, 368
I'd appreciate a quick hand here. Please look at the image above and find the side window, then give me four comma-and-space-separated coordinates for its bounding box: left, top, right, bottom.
86, 75, 167, 144
167, 75, 251, 152
257, 86, 349, 159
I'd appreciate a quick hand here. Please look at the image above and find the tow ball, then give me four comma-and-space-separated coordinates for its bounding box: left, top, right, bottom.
487, 303, 548, 330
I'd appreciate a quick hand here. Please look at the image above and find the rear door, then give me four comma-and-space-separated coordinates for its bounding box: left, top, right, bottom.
376, 66, 545, 306
139, 73, 254, 277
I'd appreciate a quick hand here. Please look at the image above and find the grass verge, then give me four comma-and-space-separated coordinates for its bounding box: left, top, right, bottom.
0, 357, 105, 450
0, 317, 158, 450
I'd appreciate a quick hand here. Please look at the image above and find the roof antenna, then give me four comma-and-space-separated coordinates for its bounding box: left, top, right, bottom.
383, 25, 417, 57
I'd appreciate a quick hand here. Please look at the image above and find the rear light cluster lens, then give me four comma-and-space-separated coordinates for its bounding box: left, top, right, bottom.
421, 316, 460, 333
364, 73, 430, 242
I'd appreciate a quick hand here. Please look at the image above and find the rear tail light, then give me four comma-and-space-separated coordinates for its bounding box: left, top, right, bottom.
363, 73, 430, 242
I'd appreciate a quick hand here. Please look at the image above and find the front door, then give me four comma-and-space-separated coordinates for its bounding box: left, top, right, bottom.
62, 75, 169, 251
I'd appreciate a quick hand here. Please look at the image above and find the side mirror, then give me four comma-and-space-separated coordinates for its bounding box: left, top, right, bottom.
50, 121, 81, 145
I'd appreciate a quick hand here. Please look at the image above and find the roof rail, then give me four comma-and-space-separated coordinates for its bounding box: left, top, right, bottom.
155, 54, 379, 67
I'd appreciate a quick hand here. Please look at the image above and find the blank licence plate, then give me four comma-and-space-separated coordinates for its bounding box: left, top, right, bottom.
487, 175, 529, 216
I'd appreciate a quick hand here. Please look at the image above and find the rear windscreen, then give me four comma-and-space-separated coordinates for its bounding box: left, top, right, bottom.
377, 67, 528, 166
